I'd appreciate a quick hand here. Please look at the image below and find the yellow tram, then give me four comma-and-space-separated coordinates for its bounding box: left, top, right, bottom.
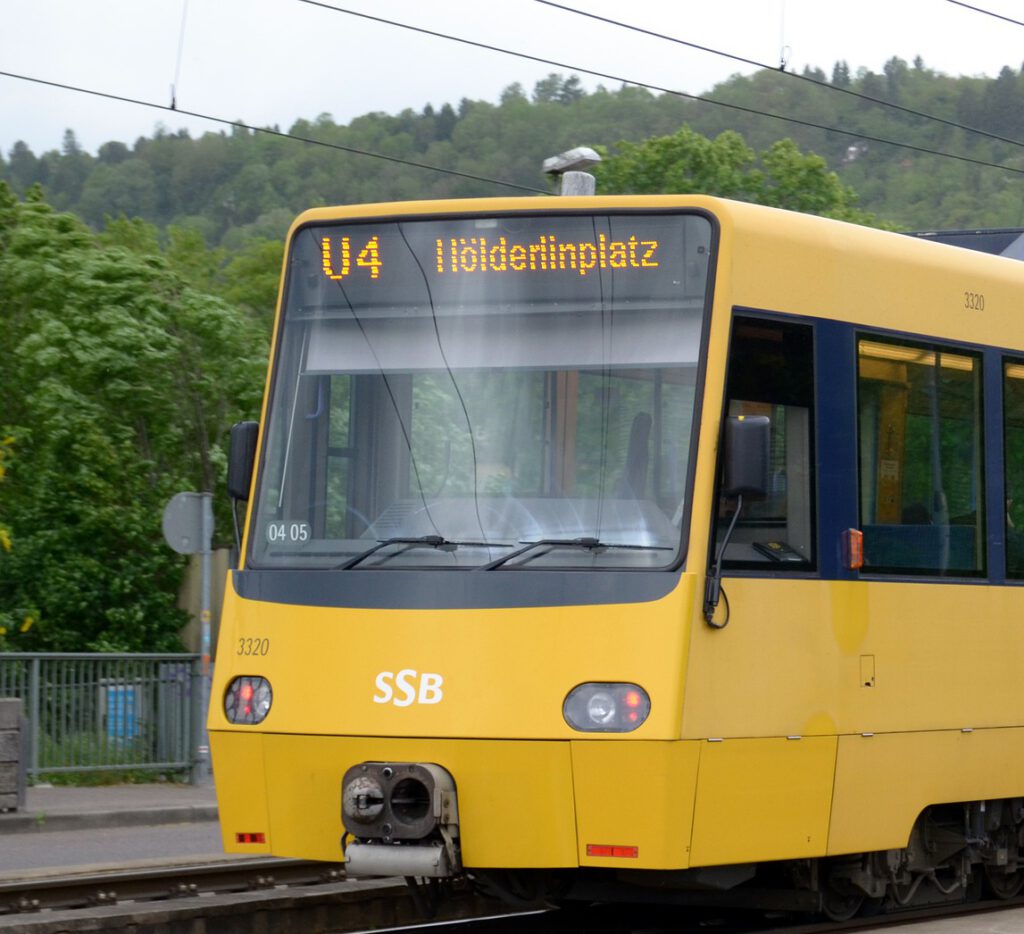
209, 195, 1024, 916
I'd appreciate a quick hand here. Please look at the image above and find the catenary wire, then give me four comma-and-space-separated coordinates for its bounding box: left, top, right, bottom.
944, 0, 1024, 28
536, 0, 1024, 152
0, 70, 550, 196
296, 0, 1024, 178
171, 0, 190, 109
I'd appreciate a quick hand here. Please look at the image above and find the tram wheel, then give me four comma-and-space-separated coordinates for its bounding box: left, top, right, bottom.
820, 883, 864, 922
984, 865, 1024, 899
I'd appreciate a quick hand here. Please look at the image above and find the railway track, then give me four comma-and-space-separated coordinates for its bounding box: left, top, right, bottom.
0, 856, 346, 914
0, 859, 514, 932
3, 859, 1023, 934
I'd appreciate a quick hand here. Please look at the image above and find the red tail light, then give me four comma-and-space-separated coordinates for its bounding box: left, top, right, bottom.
586, 844, 639, 858
224, 676, 272, 725
235, 832, 266, 844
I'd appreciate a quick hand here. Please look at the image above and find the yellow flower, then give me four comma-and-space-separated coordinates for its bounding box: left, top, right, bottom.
20, 617, 34, 633
0, 528, 11, 552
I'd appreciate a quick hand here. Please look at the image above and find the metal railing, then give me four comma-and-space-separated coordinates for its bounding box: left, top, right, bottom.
0, 653, 202, 783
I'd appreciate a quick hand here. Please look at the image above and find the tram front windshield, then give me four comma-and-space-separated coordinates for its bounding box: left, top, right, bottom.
249, 212, 713, 570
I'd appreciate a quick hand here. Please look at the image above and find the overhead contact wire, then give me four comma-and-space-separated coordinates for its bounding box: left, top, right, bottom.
537, 0, 1024, 152
0, 69, 550, 195
295, 0, 1024, 178
944, 0, 1024, 28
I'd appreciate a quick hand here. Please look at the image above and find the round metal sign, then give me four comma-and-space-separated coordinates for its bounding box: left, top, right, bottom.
162, 491, 211, 555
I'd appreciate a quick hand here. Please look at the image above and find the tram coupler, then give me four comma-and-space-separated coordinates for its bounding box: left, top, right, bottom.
341, 761, 461, 877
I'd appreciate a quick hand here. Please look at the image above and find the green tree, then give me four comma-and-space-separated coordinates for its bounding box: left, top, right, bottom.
0, 433, 36, 649
98, 215, 162, 255
594, 127, 760, 201
0, 183, 267, 650
0, 435, 12, 553
164, 224, 226, 294
883, 56, 909, 102
220, 237, 285, 328
5, 141, 45, 193
77, 159, 158, 227
97, 141, 130, 165
757, 138, 880, 223
595, 126, 883, 225
47, 129, 93, 209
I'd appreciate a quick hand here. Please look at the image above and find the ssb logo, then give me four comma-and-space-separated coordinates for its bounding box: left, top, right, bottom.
373, 669, 444, 706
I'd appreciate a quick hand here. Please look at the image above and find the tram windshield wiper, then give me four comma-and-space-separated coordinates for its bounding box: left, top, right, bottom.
479, 537, 668, 571
338, 535, 495, 570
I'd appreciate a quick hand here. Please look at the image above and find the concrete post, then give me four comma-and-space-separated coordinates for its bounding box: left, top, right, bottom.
0, 698, 27, 811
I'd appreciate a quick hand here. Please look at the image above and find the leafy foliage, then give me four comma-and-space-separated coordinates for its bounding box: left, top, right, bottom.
0, 183, 267, 650
4, 64, 1024, 235
594, 128, 882, 224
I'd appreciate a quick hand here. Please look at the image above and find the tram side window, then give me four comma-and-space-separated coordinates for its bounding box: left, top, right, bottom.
857, 338, 984, 576
716, 317, 815, 569
1004, 359, 1024, 578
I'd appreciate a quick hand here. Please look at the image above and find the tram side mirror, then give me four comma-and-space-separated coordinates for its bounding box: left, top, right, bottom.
722, 415, 770, 499
227, 420, 260, 501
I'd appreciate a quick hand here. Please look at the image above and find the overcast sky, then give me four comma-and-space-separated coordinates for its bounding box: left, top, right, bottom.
2, 0, 1023, 160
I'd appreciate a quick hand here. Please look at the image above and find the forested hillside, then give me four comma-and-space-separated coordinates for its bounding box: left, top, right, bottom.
3, 59, 1024, 245
0, 184, 267, 650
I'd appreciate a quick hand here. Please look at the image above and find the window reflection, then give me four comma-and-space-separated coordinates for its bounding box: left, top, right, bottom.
857, 338, 984, 575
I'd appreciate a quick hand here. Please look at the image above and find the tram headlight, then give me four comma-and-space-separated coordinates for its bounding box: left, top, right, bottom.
586, 691, 616, 724
563, 683, 650, 732
224, 676, 273, 725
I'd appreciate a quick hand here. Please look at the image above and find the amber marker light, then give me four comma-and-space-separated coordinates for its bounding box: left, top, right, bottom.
844, 528, 864, 570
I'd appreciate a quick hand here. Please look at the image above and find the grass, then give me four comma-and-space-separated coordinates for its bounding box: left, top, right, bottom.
32, 730, 191, 785
36, 769, 189, 786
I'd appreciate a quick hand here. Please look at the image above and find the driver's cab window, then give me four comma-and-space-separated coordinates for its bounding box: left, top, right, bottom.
714, 316, 816, 569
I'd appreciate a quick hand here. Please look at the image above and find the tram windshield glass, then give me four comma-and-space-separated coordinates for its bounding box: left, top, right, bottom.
249, 211, 713, 569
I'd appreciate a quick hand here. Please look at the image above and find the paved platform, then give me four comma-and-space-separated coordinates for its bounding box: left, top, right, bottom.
886, 907, 1024, 932
0, 782, 218, 834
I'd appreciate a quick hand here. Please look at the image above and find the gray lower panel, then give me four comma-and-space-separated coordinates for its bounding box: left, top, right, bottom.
234, 567, 681, 610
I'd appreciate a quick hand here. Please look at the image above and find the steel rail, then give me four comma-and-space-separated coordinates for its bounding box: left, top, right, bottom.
0, 857, 347, 914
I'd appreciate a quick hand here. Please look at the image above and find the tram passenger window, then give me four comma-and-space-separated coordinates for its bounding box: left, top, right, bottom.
857, 338, 984, 576
714, 317, 815, 569
1003, 359, 1024, 578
